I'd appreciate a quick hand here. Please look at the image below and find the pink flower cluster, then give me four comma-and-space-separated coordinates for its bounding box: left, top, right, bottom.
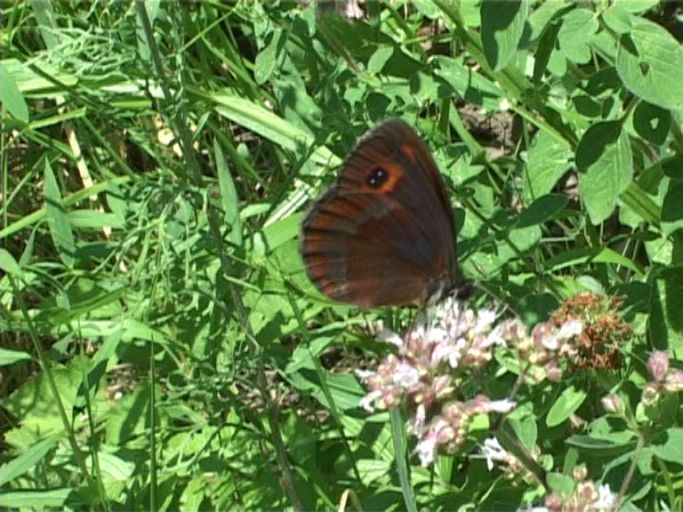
540, 482, 617, 512
534, 465, 617, 512
356, 298, 590, 467
357, 299, 517, 466
514, 318, 584, 382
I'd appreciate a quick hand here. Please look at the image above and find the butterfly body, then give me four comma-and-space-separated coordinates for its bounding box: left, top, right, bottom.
300, 119, 466, 307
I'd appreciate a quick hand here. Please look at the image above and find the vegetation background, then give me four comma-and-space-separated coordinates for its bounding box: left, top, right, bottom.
1, 0, 682, 510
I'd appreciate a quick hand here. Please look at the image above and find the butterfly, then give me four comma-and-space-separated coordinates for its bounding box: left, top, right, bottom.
300, 119, 468, 308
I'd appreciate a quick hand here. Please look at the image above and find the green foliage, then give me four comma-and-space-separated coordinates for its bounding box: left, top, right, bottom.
1, 0, 681, 510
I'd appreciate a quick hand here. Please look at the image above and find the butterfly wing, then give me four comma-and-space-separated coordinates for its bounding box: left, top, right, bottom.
301, 119, 462, 307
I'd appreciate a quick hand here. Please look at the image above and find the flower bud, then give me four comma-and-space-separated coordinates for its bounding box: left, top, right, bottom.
647, 351, 669, 383
662, 369, 683, 393
547, 364, 563, 382
641, 382, 660, 407
601, 394, 625, 415
572, 463, 588, 481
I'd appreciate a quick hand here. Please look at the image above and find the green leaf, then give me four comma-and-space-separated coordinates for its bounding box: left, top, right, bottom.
0, 435, 60, 486
211, 93, 334, 164
96, 451, 136, 484
662, 154, 683, 179
661, 182, 683, 236
546, 386, 587, 427
508, 408, 538, 451
616, 18, 683, 110
0, 248, 23, 278
214, 139, 243, 247
619, 0, 659, 12
0, 489, 72, 508
652, 428, 683, 465
649, 266, 683, 351
0, 348, 34, 366
44, 160, 76, 267
367, 46, 394, 75
255, 28, 285, 85
566, 434, 635, 451
632, 101, 671, 146
66, 210, 125, 230
4, 363, 83, 436
480, 0, 528, 71
620, 182, 661, 226
558, 8, 599, 64
0, 61, 29, 123
28, 0, 60, 49
523, 130, 572, 202
545, 247, 644, 277
433, 56, 503, 110
601, 4, 633, 35
577, 121, 633, 225
546, 472, 575, 494
516, 194, 569, 228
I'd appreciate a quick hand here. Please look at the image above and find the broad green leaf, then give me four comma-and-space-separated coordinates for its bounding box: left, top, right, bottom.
311, 373, 366, 412
0, 61, 29, 123
577, 121, 633, 225
662, 154, 683, 179
523, 130, 572, 202
661, 182, 683, 236
618, 0, 659, 13
95, 451, 136, 485
367, 46, 394, 75
632, 101, 671, 146
508, 407, 538, 451
508, 225, 541, 252
5, 363, 83, 436
558, 8, 599, 64
616, 17, 683, 110
546, 472, 575, 495
516, 194, 569, 228
105, 382, 153, 445
652, 428, 683, 465
602, 4, 633, 35
357, 459, 391, 483
44, 160, 76, 267
480, 0, 528, 71
546, 386, 587, 427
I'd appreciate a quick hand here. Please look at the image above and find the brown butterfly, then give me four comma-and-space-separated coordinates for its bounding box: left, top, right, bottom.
300, 119, 468, 307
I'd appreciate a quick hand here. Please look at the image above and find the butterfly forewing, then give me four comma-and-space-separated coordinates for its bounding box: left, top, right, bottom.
301, 119, 463, 307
